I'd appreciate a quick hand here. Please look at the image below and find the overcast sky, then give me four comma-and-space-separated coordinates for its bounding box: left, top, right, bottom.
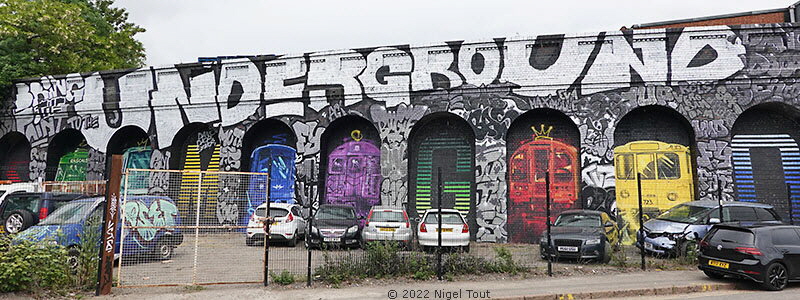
115, 0, 796, 66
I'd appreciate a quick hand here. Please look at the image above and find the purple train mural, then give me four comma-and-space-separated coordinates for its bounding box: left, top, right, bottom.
324, 130, 381, 225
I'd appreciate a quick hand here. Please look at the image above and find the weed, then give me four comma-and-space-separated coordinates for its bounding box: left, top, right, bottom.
270, 270, 296, 285
183, 285, 206, 291
314, 242, 527, 284
0, 234, 71, 293
609, 247, 629, 268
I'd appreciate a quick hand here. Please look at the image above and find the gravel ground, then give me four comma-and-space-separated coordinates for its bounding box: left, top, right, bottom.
115, 233, 695, 287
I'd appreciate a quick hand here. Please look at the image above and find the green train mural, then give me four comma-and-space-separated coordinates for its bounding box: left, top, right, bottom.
54, 148, 89, 182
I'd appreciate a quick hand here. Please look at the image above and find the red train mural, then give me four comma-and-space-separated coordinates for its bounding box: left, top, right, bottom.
508, 125, 579, 243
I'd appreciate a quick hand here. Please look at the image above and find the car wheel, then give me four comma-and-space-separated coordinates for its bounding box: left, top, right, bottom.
4, 210, 35, 234
155, 242, 174, 260
703, 270, 725, 279
680, 240, 698, 258
67, 248, 80, 270
762, 262, 789, 291
601, 244, 612, 264
245, 236, 257, 246
288, 232, 298, 247
462, 245, 470, 253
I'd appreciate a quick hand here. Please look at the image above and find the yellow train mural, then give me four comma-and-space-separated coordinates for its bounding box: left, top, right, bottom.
614, 141, 694, 244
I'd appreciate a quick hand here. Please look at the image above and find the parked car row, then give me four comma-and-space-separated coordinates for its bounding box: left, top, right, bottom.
245, 204, 471, 251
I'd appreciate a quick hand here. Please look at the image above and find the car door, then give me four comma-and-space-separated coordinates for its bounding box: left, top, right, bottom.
291, 206, 305, 234
772, 228, 800, 278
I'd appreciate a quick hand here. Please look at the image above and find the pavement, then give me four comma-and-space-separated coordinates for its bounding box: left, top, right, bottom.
96, 270, 751, 300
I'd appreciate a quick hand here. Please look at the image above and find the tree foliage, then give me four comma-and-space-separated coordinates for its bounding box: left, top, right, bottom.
0, 0, 145, 91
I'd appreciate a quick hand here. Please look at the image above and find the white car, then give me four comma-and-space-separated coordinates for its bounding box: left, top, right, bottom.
361, 206, 413, 249
245, 202, 306, 246
0, 181, 40, 205
417, 209, 470, 252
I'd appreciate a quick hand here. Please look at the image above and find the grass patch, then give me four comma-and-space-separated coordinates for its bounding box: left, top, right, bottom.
314, 242, 527, 284
270, 270, 296, 285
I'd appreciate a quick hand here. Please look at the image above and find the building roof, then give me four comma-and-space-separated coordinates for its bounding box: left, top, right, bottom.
630, 1, 800, 29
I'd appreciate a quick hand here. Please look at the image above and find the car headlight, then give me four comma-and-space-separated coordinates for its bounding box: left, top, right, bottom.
346, 225, 358, 234
585, 238, 602, 245
311, 226, 319, 234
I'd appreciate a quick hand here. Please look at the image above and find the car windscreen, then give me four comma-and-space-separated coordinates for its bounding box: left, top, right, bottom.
316, 206, 356, 220
254, 207, 289, 218
554, 214, 601, 227
424, 213, 464, 225
708, 228, 755, 245
39, 202, 94, 225
656, 204, 712, 223
369, 211, 405, 222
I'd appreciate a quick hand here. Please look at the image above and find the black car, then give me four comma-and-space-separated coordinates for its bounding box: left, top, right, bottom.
540, 210, 619, 263
1, 192, 86, 234
698, 224, 800, 291
306, 204, 362, 249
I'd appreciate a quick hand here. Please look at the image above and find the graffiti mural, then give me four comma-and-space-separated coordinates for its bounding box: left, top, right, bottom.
122, 197, 179, 247
5, 23, 800, 239
507, 124, 580, 243
324, 129, 382, 224
54, 148, 89, 181
176, 128, 223, 225
246, 144, 297, 226
0, 133, 31, 182
613, 141, 695, 244
730, 104, 800, 223
409, 114, 476, 237
242, 119, 298, 224
731, 134, 800, 223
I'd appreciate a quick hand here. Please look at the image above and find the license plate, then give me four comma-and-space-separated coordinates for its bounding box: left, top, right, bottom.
379, 227, 396, 232
708, 260, 729, 269
644, 242, 654, 251
436, 228, 453, 233
323, 237, 341, 242
557, 246, 579, 252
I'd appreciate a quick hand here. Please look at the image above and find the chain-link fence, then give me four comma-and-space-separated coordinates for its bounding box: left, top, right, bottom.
116, 169, 269, 287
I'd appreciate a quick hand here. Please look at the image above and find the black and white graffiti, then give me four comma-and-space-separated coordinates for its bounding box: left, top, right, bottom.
4, 24, 800, 240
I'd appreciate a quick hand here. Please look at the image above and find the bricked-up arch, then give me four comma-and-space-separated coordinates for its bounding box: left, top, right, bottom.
106, 126, 150, 175
320, 115, 381, 223
408, 112, 477, 239
731, 102, 800, 223
171, 123, 222, 226
241, 119, 298, 225
612, 105, 697, 244
45, 129, 88, 181
0, 132, 31, 182
506, 109, 580, 243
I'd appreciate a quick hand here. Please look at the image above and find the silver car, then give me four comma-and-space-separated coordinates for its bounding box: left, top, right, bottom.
637, 200, 781, 256
360, 206, 413, 249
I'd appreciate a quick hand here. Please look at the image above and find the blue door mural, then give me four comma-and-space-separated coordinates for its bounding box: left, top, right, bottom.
246, 144, 297, 225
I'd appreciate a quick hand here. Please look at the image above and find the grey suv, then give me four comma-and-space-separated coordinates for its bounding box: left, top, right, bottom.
637, 200, 782, 257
